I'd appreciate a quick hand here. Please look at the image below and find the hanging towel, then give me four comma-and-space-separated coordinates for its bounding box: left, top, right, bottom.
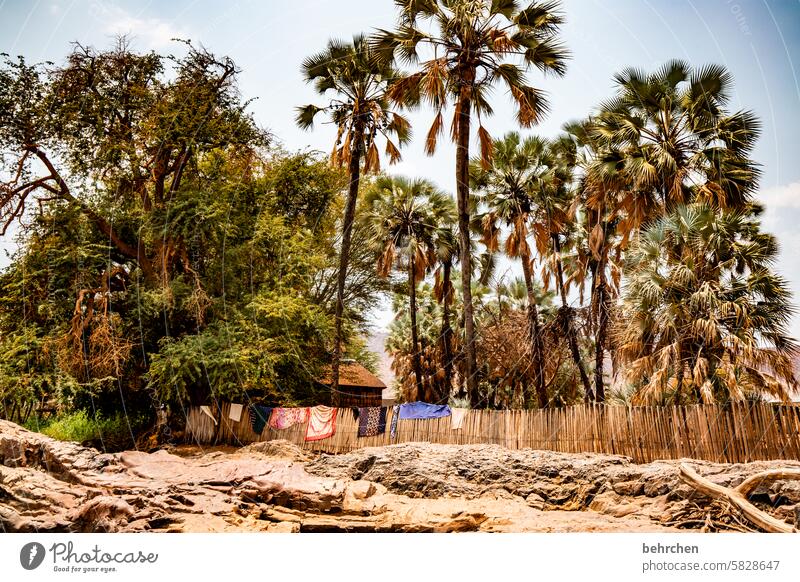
200, 405, 218, 425
390, 405, 400, 441
450, 407, 468, 430
305, 406, 337, 441
249, 405, 273, 435
229, 403, 244, 422
269, 407, 309, 430
398, 401, 452, 420
357, 407, 387, 437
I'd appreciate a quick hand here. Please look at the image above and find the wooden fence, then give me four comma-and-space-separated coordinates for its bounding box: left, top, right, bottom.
184, 401, 800, 464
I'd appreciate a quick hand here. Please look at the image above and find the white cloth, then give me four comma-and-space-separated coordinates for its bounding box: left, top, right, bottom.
451, 407, 468, 430
200, 405, 218, 425
229, 403, 244, 422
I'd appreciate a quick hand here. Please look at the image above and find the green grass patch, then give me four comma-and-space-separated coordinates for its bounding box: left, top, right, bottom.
24, 410, 150, 450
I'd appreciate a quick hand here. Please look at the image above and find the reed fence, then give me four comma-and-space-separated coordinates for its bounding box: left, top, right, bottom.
184, 401, 800, 464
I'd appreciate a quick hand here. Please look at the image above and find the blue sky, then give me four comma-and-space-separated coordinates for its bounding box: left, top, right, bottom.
2, 0, 800, 334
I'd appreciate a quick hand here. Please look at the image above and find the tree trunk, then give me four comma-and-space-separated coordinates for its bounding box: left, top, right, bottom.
440, 261, 454, 403
455, 95, 478, 405
521, 254, 547, 408
409, 255, 424, 400
552, 234, 593, 401
593, 267, 608, 403
331, 120, 365, 403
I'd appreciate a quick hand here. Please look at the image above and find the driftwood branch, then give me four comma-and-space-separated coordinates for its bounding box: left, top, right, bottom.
735, 469, 800, 497
679, 463, 798, 533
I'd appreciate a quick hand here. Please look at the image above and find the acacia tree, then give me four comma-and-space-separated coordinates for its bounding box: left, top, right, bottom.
297, 34, 410, 396
0, 41, 262, 287
0, 40, 265, 383
375, 0, 569, 401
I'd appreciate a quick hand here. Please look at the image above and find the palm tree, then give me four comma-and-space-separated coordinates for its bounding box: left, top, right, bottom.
470, 132, 548, 407
432, 224, 460, 396
297, 35, 411, 395
591, 60, 761, 230
374, 0, 569, 400
531, 136, 594, 400
364, 176, 456, 399
577, 62, 760, 399
618, 204, 798, 404
561, 118, 625, 402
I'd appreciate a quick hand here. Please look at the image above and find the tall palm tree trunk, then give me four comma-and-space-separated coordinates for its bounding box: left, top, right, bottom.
440, 261, 454, 402
592, 265, 608, 402
331, 119, 365, 403
552, 234, 593, 400
409, 254, 424, 399
521, 254, 547, 408
455, 95, 478, 404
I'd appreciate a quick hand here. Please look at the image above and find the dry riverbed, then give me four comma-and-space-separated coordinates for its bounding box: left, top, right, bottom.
1, 420, 798, 533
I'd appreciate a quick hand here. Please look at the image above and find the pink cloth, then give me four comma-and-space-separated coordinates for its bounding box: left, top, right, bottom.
269, 407, 309, 430
305, 406, 337, 441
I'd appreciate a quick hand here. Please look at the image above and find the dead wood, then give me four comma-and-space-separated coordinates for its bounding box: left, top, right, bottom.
679, 463, 799, 533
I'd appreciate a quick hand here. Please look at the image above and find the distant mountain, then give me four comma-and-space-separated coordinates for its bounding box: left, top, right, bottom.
366, 330, 396, 400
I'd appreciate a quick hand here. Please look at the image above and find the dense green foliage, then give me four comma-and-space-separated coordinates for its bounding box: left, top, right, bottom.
1, 1, 797, 446
0, 43, 384, 432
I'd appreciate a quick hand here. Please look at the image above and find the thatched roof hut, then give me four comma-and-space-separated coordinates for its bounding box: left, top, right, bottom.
318, 360, 387, 407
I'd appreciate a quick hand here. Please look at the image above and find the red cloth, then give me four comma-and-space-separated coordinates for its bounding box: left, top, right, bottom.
305, 406, 337, 441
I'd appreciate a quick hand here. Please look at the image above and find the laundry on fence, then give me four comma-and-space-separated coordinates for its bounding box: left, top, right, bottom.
390, 405, 400, 441
398, 402, 452, 420
357, 407, 387, 437
229, 403, 244, 423
269, 407, 309, 430
249, 405, 273, 435
450, 407, 468, 430
305, 405, 337, 441
200, 405, 218, 426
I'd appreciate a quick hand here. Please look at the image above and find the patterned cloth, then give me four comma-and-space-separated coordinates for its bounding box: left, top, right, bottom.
357, 407, 387, 437
451, 407, 468, 430
269, 407, 309, 430
305, 406, 337, 441
228, 403, 244, 422
398, 402, 452, 420
390, 405, 400, 441
249, 405, 273, 435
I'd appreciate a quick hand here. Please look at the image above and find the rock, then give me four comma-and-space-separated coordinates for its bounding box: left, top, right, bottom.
243, 440, 309, 462
525, 493, 545, 510
2, 419, 799, 533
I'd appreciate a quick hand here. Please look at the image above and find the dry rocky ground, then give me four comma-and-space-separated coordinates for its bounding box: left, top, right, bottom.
1, 419, 798, 533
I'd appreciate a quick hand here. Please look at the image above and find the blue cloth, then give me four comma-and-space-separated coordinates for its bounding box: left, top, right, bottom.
249, 405, 273, 435
398, 402, 452, 420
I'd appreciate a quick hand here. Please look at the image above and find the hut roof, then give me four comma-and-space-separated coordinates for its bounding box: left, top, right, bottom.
318, 361, 386, 389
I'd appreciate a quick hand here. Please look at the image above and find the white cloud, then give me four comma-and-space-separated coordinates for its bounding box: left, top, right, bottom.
90, 3, 188, 50
757, 181, 800, 210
